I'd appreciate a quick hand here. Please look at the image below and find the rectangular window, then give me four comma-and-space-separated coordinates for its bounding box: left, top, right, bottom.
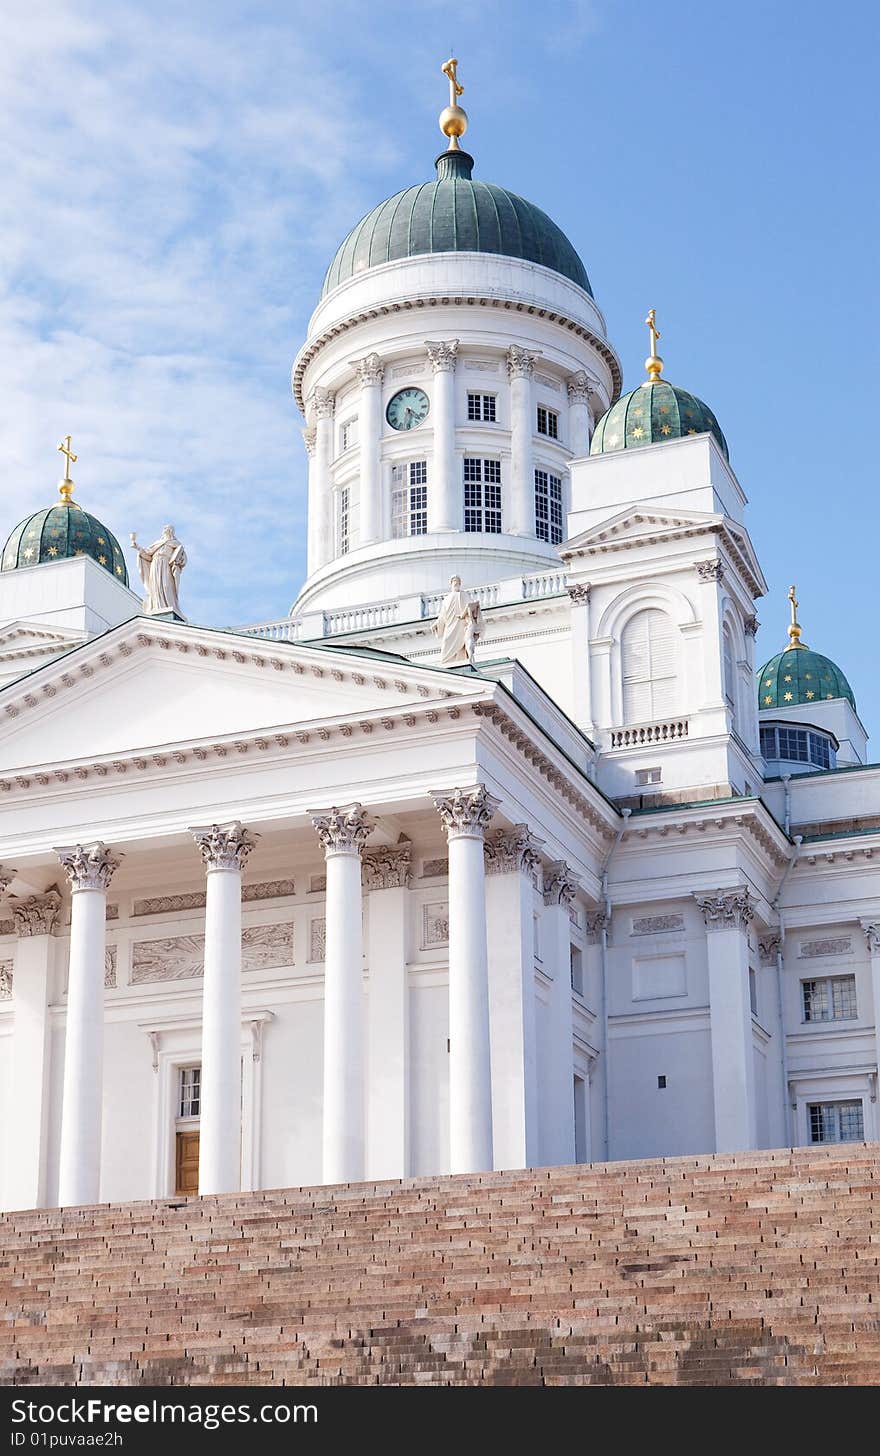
809, 733, 832, 769
570, 944, 583, 995
808, 1099, 864, 1144
537, 405, 559, 439
179, 1066, 201, 1119
338, 486, 350, 555
463, 458, 502, 533
802, 974, 857, 1023
777, 727, 810, 763
391, 460, 428, 538
339, 417, 358, 453
467, 392, 497, 422
635, 767, 662, 787
534, 468, 563, 545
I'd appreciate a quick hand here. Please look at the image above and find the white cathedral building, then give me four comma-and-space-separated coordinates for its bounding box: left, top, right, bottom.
1, 66, 878, 1212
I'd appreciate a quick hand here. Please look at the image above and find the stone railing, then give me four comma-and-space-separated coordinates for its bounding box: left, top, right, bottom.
240, 619, 300, 642
521, 568, 567, 600
323, 602, 399, 634
420, 583, 501, 618
609, 719, 689, 749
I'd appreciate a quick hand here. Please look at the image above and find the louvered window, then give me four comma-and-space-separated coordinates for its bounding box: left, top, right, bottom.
621, 610, 678, 722
723, 629, 736, 711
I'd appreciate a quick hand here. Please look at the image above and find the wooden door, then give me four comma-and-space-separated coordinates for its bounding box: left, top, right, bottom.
175, 1131, 200, 1195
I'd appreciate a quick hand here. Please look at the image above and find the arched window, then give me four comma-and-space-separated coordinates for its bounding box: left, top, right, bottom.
723, 626, 736, 715
621, 609, 678, 722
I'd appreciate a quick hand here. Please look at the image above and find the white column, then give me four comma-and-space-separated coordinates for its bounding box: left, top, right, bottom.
425, 339, 459, 532
55, 843, 121, 1206
302, 425, 319, 576
696, 888, 758, 1153
542, 861, 580, 1166
568, 583, 595, 738
5, 889, 62, 1210
312, 386, 335, 570
507, 346, 537, 536
862, 923, 880, 1100
311, 803, 372, 1184
430, 785, 498, 1173
353, 353, 384, 544
484, 827, 543, 1169
694, 559, 728, 717
364, 844, 411, 1179
566, 371, 595, 458
190, 822, 256, 1196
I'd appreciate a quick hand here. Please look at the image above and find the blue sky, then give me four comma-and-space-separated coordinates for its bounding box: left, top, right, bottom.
2, 0, 877, 732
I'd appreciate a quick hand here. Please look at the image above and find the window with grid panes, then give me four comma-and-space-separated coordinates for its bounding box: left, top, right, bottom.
467, 392, 496, 423
537, 405, 559, 439
339, 417, 358, 453
802, 975, 857, 1023
808, 1099, 863, 1144
391, 461, 428, 538
534, 469, 563, 544
463, 458, 502, 533
179, 1067, 201, 1118
338, 486, 350, 554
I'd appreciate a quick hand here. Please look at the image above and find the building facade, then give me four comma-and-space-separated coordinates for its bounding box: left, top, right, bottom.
0, 71, 877, 1211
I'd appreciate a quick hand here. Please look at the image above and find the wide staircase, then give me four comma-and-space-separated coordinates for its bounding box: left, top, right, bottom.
2, 1144, 879, 1386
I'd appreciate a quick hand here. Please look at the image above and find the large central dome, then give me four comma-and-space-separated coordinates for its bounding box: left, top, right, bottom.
321, 150, 592, 299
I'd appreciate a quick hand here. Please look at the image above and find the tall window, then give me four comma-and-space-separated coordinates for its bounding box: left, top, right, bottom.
808, 1100, 864, 1144
391, 461, 428, 538
463, 458, 502, 533
723, 627, 736, 712
179, 1067, 201, 1118
338, 486, 350, 555
621, 609, 678, 722
467, 392, 496, 422
802, 975, 857, 1023
537, 405, 559, 439
534, 469, 563, 544
339, 417, 358, 453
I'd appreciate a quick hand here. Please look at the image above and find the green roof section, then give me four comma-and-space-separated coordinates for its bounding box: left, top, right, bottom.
322, 148, 592, 298
590, 379, 729, 460
758, 646, 856, 712
2, 502, 128, 585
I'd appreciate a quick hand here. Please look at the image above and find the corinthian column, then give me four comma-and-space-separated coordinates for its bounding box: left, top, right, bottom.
566, 370, 595, 458
310, 803, 373, 1183
430, 785, 499, 1173
425, 339, 459, 533
353, 353, 384, 545
312, 387, 335, 570
190, 821, 256, 1195
302, 425, 318, 576
695, 887, 757, 1153
6, 889, 62, 1210
54, 843, 121, 1206
507, 346, 538, 536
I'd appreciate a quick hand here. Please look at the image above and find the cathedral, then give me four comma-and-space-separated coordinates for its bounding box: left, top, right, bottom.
0, 62, 877, 1214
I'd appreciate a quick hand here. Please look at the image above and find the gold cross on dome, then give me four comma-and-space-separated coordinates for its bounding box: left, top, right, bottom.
58, 435, 77, 478
644, 309, 664, 383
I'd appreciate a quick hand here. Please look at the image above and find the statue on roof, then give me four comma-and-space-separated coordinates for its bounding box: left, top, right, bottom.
129, 524, 187, 618
434, 575, 484, 668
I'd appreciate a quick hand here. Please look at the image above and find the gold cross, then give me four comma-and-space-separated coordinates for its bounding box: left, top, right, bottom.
787, 583, 805, 649
442, 57, 464, 102
57, 435, 77, 478
644, 309, 664, 382
645, 308, 661, 354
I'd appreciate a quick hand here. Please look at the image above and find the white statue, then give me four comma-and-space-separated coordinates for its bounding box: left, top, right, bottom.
433, 575, 484, 667
129, 525, 187, 617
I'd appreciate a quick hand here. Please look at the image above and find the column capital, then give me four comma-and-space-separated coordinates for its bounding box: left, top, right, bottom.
584, 908, 609, 944
0, 863, 17, 893
54, 842, 121, 893
758, 933, 782, 964
353, 352, 384, 386
506, 345, 538, 381
425, 338, 459, 373
567, 582, 591, 605
190, 821, 257, 873
694, 558, 725, 583
861, 922, 880, 953
312, 386, 335, 420
362, 842, 411, 889
484, 825, 544, 877
695, 887, 755, 930
11, 889, 62, 937
310, 803, 373, 855
301, 424, 317, 458
543, 860, 580, 907
430, 785, 500, 840
566, 369, 599, 404
744, 613, 759, 637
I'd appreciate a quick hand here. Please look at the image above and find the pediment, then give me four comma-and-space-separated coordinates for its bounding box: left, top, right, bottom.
0, 617, 485, 774
563, 507, 721, 555
0, 619, 83, 656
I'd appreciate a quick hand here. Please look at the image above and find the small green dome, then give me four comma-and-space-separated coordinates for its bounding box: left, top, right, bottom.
590, 379, 728, 460
2, 501, 128, 585
322, 149, 592, 298
758, 647, 855, 712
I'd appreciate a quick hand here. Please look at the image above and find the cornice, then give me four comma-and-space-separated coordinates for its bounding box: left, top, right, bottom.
293, 292, 623, 413
562, 513, 765, 599
628, 802, 790, 869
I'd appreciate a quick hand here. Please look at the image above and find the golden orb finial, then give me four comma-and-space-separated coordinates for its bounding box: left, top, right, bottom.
786, 583, 807, 650
57, 434, 78, 505
643, 308, 664, 384
439, 57, 468, 151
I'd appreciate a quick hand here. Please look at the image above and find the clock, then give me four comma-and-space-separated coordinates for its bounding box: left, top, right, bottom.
386, 387, 430, 431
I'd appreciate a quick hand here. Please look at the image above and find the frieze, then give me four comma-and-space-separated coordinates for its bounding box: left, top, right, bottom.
798, 936, 852, 959
132, 879, 296, 917
421, 858, 448, 879
632, 913, 685, 936
131, 923, 293, 983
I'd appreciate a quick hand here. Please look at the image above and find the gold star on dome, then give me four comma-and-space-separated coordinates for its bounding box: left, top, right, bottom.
659, 404, 670, 414
98, 554, 107, 565
115, 565, 123, 576
764, 695, 772, 705
22, 547, 34, 560
97, 537, 105, 545
783, 674, 792, 682
606, 433, 620, 446
806, 690, 815, 699
47, 546, 58, 557
687, 427, 697, 435
804, 672, 812, 680
660, 424, 671, 435
632, 426, 645, 438
826, 693, 834, 700
783, 691, 793, 701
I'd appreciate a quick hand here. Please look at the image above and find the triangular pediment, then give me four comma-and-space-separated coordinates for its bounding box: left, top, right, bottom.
562, 507, 767, 597
0, 616, 487, 774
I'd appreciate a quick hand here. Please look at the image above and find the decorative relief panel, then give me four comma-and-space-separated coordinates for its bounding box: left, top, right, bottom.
391, 364, 426, 379
309, 874, 327, 894
465, 360, 499, 374
422, 902, 449, 948
798, 937, 852, 959
131, 923, 293, 982
534, 372, 561, 392
132, 880, 296, 916
421, 859, 448, 879
104, 946, 117, 989
0, 960, 12, 999
309, 918, 326, 963
632, 914, 685, 937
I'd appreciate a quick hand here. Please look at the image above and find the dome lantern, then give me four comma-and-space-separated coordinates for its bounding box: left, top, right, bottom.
1, 437, 129, 586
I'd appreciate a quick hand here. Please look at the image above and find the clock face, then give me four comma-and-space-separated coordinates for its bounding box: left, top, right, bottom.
386, 387, 430, 431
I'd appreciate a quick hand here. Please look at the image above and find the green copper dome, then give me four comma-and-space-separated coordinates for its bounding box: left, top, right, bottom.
322, 149, 592, 298
2, 500, 128, 585
590, 379, 729, 460
758, 647, 855, 712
